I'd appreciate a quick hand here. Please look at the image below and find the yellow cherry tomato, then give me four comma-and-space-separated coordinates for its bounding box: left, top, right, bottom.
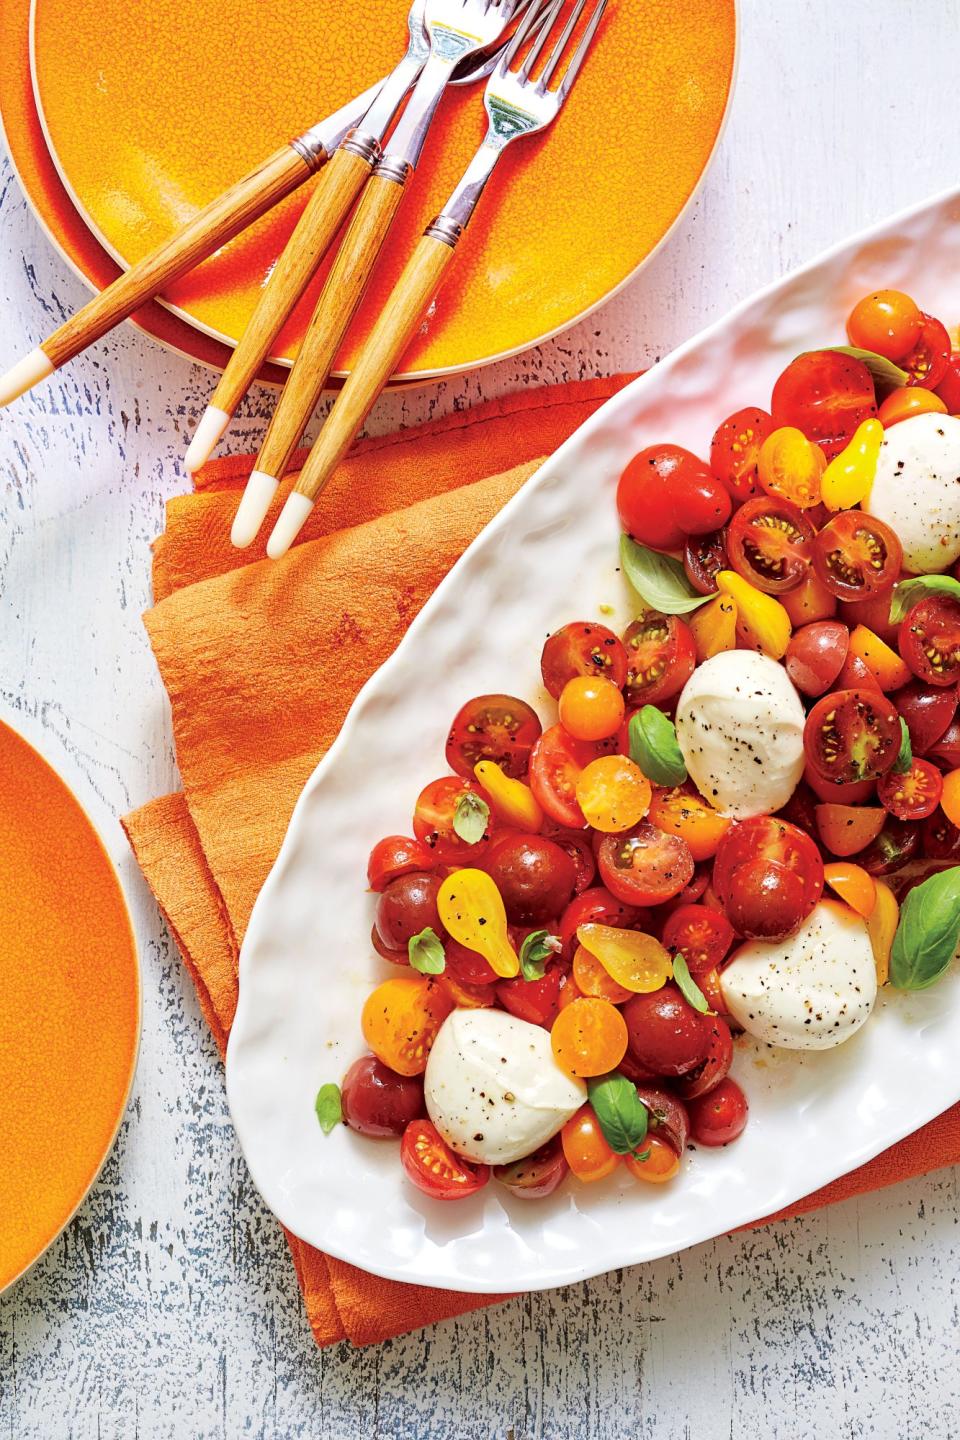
878, 385, 947, 427
758, 426, 826, 509
561, 1105, 619, 1182
576, 923, 673, 993
558, 674, 625, 741
689, 594, 738, 662
820, 419, 884, 511
473, 760, 543, 832
437, 869, 519, 979
847, 625, 912, 691
624, 1133, 681, 1184
781, 570, 837, 626
646, 785, 731, 861
865, 880, 898, 986
823, 862, 877, 918
941, 769, 960, 830
550, 997, 628, 1077
575, 755, 651, 833
716, 570, 792, 658
361, 976, 454, 1076
572, 945, 633, 1003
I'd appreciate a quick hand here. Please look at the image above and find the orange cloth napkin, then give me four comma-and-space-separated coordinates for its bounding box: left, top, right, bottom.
123, 375, 960, 1350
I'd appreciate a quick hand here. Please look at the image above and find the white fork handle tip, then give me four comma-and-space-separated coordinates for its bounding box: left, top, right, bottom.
266, 491, 315, 559
185, 405, 231, 474
231, 469, 280, 549
0, 348, 54, 407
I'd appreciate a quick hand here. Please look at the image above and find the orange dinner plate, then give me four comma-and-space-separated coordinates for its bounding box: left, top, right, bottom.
0, 717, 139, 1292
29, 0, 736, 381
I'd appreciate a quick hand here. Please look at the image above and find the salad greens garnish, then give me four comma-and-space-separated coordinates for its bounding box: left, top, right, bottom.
671, 954, 710, 1014
820, 344, 909, 390
408, 926, 446, 975
518, 929, 557, 981
892, 718, 913, 776
452, 790, 490, 844
620, 535, 713, 616
587, 1072, 650, 1156
629, 706, 688, 787
315, 1083, 343, 1135
890, 867, 960, 991
889, 574, 960, 625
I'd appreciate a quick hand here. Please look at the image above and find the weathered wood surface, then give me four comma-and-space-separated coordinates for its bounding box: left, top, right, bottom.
2, 2, 960, 1434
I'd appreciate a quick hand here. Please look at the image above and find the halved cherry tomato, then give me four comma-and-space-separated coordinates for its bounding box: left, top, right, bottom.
866, 880, 898, 985
400, 1119, 490, 1200
689, 593, 738, 660
803, 760, 875, 805
710, 407, 774, 502
597, 821, 695, 906
673, 1019, 734, 1100
877, 757, 943, 821
834, 647, 883, 695
661, 903, 735, 974
617, 445, 731, 551
781, 570, 838, 626
858, 817, 920, 874
822, 861, 876, 918
624, 1133, 681, 1183
572, 945, 634, 1003
785, 620, 849, 696
727, 495, 814, 594
367, 835, 438, 892
576, 756, 652, 833
632, 1085, 690, 1155
497, 965, 564, 1028
846, 289, 922, 361
482, 833, 577, 925
940, 768, 960, 829
361, 975, 454, 1077
894, 680, 957, 753
623, 614, 697, 706
493, 1136, 568, 1199
623, 984, 714, 1076
558, 887, 643, 962
646, 784, 731, 862
813, 512, 902, 602
902, 312, 951, 389
561, 1105, 619, 1182
559, 675, 625, 742
878, 386, 947, 426
375, 872, 445, 951
716, 570, 793, 657
928, 719, 960, 771
528, 724, 601, 828
935, 353, 960, 412
541, 621, 628, 699
687, 1078, 748, 1146
445, 694, 542, 780
771, 350, 877, 460
551, 997, 628, 1077
757, 426, 826, 509
846, 625, 911, 692
413, 776, 496, 864
815, 803, 886, 857
923, 807, 960, 859
437, 972, 497, 1009
804, 688, 901, 785
683, 530, 729, 594
577, 924, 673, 993
900, 595, 960, 688
713, 816, 823, 940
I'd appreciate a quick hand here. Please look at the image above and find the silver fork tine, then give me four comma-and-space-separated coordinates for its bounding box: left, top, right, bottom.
499, 0, 546, 72
519, 0, 564, 79
558, 0, 608, 100
538, 0, 588, 90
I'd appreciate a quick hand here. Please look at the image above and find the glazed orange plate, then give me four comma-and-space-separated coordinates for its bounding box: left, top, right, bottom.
14, 0, 736, 379
0, 715, 139, 1292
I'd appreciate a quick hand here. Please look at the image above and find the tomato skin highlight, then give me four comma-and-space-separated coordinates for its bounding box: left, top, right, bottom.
623, 984, 715, 1077
710, 407, 774, 502
618, 445, 731, 550
400, 1119, 490, 1200
771, 350, 878, 460
445, 694, 542, 780
561, 1105, 619, 1182
687, 1078, 749, 1146
367, 835, 438, 892
482, 832, 577, 926
597, 821, 695, 907
846, 289, 922, 361
623, 614, 697, 707
541, 622, 628, 699
785, 620, 850, 697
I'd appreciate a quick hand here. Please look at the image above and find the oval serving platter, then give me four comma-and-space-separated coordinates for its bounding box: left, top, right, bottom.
227, 187, 960, 1293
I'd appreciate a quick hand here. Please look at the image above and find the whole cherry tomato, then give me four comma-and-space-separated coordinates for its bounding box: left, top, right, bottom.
893, 680, 957, 754
934, 353, 960, 413
683, 530, 729, 595
559, 675, 625, 742
375, 872, 446, 951
445, 694, 542, 780
713, 816, 823, 941
661, 903, 735, 974
877, 757, 943, 821
928, 719, 960, 771
544, 825, 597, 893
623, 984, 715, 1076
899, 595, 960, 688
785, 620, 850, 696
445, 937, 499, 986
618, 445, 731, 551
493, 1136, 569, 1199
922, 807, 960, 860
673, 1019, 734, 1100
632, 1085, 690, 1155
541, 622, 628, 699
727, 495, 815, 594
877, 386, 947, 427
902, 313, 951, 389
367, 835, 438, 892
846, 289, 922, 360
529, 724, 607, 829
597, 821, 695, 906
400, 1119, 490, 1200
812, 512, 902, 602
482, 833, 577, 925
561, 1105, 619, 1182
558, 887, 643, 961
341, 1055, 425, 1138
771, 350, 877, 459
804, 688, 901, 785
814, 803, 886, 857
687, 1078, 749, 1146
709, 407, 774, 502
858, 817, 920, 874
413, 775, 496, 865
622, 614, 696, 706
624, 1133, 682, 1183
497, 964, 564, 1028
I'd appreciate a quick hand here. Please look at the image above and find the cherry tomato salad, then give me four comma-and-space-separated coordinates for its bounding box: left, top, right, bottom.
317, 288, 960, 1207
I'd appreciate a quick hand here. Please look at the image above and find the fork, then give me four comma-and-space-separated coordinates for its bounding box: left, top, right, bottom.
264, 0, 608, 559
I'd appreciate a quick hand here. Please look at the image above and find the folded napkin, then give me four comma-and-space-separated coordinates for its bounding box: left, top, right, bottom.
124, 375, 960, 1350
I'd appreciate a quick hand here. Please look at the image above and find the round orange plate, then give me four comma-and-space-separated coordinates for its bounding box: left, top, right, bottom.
30, 0, 736, 380
0, 717, 139, 1293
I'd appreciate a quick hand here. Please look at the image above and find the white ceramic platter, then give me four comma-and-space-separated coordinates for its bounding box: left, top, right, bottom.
227, 187, 960, 1293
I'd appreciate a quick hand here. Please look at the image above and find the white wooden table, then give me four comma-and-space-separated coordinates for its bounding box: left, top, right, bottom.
2, 2, 960, 1435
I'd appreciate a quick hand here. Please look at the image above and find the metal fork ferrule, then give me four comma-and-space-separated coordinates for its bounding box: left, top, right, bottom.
375, 156, 414, 186
424, 216, 462, 249
289, 133, 330, 173
340, 130, 383, 165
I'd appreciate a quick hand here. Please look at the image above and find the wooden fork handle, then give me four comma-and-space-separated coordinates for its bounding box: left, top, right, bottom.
207, 147, 374, 416
293, 233, 457, 504
257, 173, 407, 481
43, 145, 313, 370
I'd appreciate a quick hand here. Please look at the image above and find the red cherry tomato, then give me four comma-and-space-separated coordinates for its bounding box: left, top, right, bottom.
709, 407, 774, 502
661, 904, 735, 974
902, 312, 951, 389
894, 680, 957, 756
877, 757, 943, 821
341, 1055, 425, 1138
928, 718, 960, 770
597, 821, 695, 906
543, 825, 597, 893
529, 725, 607, 829
618, 445, 731, 551
482, 833, 578, 925
923, 807, 960, 860
445, 694, 542, 780
804, 759, 876, 805
623, 614, 697, 706
558, 887, 643, 961
771, 350, 877, 460
683, 530, 729, 595
687, 1078, 749, 1146
858, 818, 920, 874
674, 1018, 734, 1100
632, 1085, 690, 1156
623, 984, 715, 1076
540, 622, 628, 699
727, 496, 814, 594
375, 873, 446, 951
785, 620, 850, 696
413, 776, 496, 865
713, 816, 824, 941
839, 593, 899, 645
804, 688, 901, 785
367, 835, 439, 892
493, 1136, 569, 1199
776, 778, 820, 836
900, 595, 960, 688
812, 512, 902, 602
496, 964, 564, 1028
400, 1119, 490, 1200
934, 352, 960, 412
444, 937, 499, 986
834, 648, 883, 696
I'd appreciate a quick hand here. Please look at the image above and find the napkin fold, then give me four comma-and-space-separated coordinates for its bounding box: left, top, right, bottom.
123, 375, 960, 1350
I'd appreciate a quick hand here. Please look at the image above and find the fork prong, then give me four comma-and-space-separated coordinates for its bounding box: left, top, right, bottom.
557, 0, 608, 99
499, 0, 546, 71
518, 0, 563, 80
537, 0, 587, 90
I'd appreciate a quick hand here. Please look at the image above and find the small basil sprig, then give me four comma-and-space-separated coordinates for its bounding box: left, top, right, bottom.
453, 791, 490, 844
890, 866, 960, 990
587, 1072, 649, 1156
315, 1083, 343, 1135
819, 344, 909, 390
518, 929, 558, 981
672, 954, 709, 1013
893, 718, 913, 776
629, 706, 687, 786
408, 926, 446, 974
620, 535, 712, 616
889, 574, 960, 625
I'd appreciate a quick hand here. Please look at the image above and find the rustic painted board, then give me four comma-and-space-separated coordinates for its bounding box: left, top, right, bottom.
2, 2, 960, 1436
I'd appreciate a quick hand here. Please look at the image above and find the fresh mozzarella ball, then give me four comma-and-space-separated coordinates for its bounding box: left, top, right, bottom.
720, 900, 877, 1050
864, 413, 960, 573
424, 1009, 586, 1166
674, 650, 806, 819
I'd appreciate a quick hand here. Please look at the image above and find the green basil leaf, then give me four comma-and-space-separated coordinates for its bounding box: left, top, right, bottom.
821, 345, 909, 390
893, 718, 913, 775
671, 953, 710, 1013
890, 866, 960, 990
315, 1083, 342, 1135
408, 926, 446, 974
518, 929, 557, 981
629, 706, 687, 786
452, 791, 490, 844
587, 1072, 649, 1155
889, 574, 960, 626
620, 535, 713, 616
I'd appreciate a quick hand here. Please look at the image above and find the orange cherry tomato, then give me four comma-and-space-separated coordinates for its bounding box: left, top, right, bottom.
689, 594, 738, 662
847, 625, 911, 691
559, 675, 625, 742
814, 803, 887, 857
561, 1105, 620, 1182
551, 997, 628, 1077
575, 755, 652, 833
361, 975, 454, 1077
647, 784, 731, 862
940, 769, 960, 830
846, 289, 922, 361
878, 385, 948, 427
758, 426, 826, 509
624, 1133, 681, 1184
572, 944, 633, 1003
557, 973, 587, 1011
436, 972, 497, 1009
865, 880, 898, 985
823, 861, 877, 918
781, 570, 838, 627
